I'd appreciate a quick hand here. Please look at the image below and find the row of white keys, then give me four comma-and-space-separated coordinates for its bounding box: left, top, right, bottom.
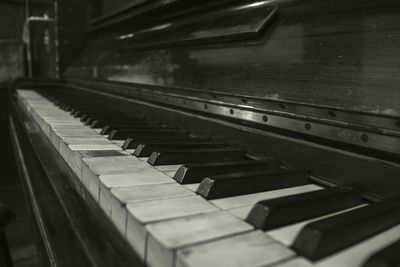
17, 90, 253, 265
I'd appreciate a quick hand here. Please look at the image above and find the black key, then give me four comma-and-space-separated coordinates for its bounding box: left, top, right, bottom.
134, 143, 227, 157
71, 109, 105, 117
197, 169, 309, 199
174, 159, 278, 184
293, 200, 400, 261
60, 104, 71, 111
246, 187, 363, 230
100, 124, 152, 135
148, 148, 245, 165
86, 116, 141, 126
108, 129, 189, 140
122, 137, 211, 150
80, 113, 122, 121
91, 118, 145, 128
81, 115, 127, 123
363, 239, 400, 267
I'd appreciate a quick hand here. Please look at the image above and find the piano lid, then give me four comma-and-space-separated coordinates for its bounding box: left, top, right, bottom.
59, 0, 400, 159
66, 0, 400, 118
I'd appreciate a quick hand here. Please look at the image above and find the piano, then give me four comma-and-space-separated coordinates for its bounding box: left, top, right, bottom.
7, 0, 400, 266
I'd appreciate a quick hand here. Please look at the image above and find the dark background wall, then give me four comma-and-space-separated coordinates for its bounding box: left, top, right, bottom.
0, 1, 25, 84
0, 0, 26, 186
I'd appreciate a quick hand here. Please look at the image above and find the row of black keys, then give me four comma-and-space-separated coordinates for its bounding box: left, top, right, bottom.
47, 93, 400, 266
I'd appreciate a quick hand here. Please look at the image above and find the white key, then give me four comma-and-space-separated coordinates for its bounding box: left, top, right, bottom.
98, 172, 174, 218
68, 149, 128, 178
176, 230, 294, 267
270, 257, 314, 267
154, 165, 183, 173
125, 196, 219, 260
163, 170, 177, 177
59, 137, 112, 156
146, 211, 253, 267
81, 156, 156, 198
183, 183, 200, 192
125, 149, 135, 154
61, 143, 123, 162
100, 183, 194, 238
111, 140, 125, 147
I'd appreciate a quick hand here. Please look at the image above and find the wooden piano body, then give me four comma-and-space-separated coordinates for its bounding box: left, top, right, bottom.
7, 0, 400, 266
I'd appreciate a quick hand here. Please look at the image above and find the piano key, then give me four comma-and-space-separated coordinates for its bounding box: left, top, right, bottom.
52, 128, 98, 137
174, 159, 278, 184
148, 148, 245, 165
122, 136, 211, 149
211, 184, 323, 210
87, 117, 133, 126
72, 110, 115, 118
125, 196, 219, 260
134, 142, 228, 157
176, 231, 293, 267
270, 258, 314, 267
99, 172, 174, 214
145, 211, 253, 267
50, 130, 100, 149
81, 156, 158, 199
267, 205, 364, 247
246, 187, 363, 230
153, 164, 183, 173
183, 183, 200, 192
100, 123, 152, 135
80, 113, 124, 121
108, 128, 189, 140
293, 200, 400, 261
57, 137, 111, 154
103, 126, 164, 136
83, 116, 136, 125
101, 183, 195, 236
99, 172, 173, 189
69, 149, 128, 178
316, 224, 400, 267
110, 139, 126, 147
91, 118, 147, 128
362, 238, 400, 267
197, 169, 309, 199
62, 143, 123, 162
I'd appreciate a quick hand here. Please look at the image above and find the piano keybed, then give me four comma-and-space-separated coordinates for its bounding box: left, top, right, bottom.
16, 89, 400, 267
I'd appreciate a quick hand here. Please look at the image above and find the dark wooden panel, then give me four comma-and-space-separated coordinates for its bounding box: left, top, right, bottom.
65, 0, 400, 117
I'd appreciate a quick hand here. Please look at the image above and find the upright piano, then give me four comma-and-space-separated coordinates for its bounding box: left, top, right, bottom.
8, 0, 400, 266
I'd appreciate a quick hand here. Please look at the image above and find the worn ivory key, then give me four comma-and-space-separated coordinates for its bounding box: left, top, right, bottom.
81, 156, 157, 199
61, 142, 123, 163
176, 230, 294, 267
68, 149, 128, 178
146, 210, 253, 267
50, 128, 99, 150
100, 183, 195, 238
270, 258, 314, 267
98, 172, 174, 228
125, 196, 219, 260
